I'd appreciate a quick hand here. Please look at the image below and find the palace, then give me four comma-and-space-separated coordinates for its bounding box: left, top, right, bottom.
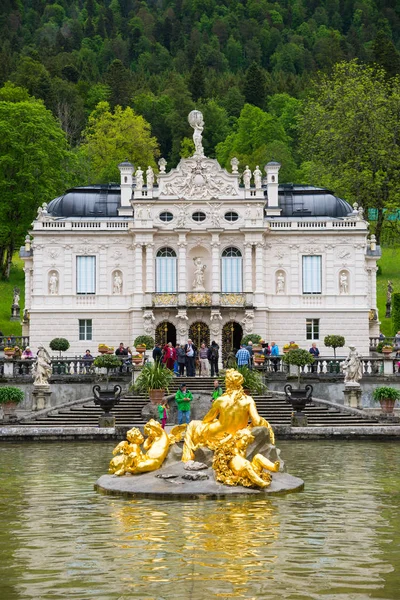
21, 110, 380, 358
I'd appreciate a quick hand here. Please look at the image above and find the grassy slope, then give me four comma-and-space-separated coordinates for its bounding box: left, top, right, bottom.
376, 246, 400, 336
0, 255, 25, 336
0, 248, 398, 337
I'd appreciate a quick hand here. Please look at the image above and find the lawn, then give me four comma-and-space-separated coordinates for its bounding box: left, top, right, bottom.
376, 246, 400, 336
0, 254, 25, 336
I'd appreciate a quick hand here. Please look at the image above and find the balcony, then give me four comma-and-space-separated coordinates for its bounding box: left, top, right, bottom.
151, 292, 251, 308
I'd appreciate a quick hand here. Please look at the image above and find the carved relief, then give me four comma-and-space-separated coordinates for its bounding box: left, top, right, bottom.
242, 310, 254, 334
143, 310, 155, 334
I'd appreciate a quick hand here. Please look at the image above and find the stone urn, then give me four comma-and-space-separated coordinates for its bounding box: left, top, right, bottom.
284, 383, 313, 426
92, 384, 122, 427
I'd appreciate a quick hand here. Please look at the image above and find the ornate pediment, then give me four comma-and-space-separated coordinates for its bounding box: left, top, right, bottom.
157, 156, 240, 200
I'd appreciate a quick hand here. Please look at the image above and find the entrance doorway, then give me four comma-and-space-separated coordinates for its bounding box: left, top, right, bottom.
222, 321, 243, 365
188, 321, 210, 349
155, 321, 176, 347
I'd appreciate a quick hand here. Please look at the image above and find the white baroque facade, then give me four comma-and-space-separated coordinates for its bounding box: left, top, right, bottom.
21, 111, 380, 357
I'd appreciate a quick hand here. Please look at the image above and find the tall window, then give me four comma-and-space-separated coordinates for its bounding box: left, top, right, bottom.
302, 255, 322, 294
156, 247, 177, 292
306, 318, 319, 340
79, 319, 92, 340
76, 256, 96, 294
222, 247, 242, 293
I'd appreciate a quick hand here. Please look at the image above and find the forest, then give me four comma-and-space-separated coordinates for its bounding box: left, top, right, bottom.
0, 0, 400, 277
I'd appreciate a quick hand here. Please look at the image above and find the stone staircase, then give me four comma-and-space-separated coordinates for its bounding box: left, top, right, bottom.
19, 377, 382, 428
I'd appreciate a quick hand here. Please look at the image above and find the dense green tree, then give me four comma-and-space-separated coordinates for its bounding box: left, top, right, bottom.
104, 59, 133, 108
299, 61, 400, 243
188, 56, 205, 102
243, 62, 266, 108
0, 83, 72, 278
372, 30, 400, 78
80, 101, 159, 183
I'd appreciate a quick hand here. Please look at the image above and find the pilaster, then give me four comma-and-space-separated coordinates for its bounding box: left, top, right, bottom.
211, 234, 221, 293
134, 242, 143, 294
244, 242, 253, 293
145, 242, 155, 293
255, 242, 265, 295
178, 234, 187, 292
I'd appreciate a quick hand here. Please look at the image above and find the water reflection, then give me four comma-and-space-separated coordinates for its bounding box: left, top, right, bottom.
0, 441, 399, 599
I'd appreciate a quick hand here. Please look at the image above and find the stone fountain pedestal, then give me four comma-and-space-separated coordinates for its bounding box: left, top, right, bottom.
343, 383, 362, 409
32, 385, 52, 411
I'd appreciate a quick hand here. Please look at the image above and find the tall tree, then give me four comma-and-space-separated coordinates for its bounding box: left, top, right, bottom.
243, 62, 266, 109
104, 59, 133, 108
299, 61, 400, 243
188, 56, 205, 102
79, 101, 159, 183
0, 83, 72, 278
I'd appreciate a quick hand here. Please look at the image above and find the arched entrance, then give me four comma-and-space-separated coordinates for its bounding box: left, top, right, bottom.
155, 321, 176, 347
188, 321, 210, 349
222, 321, 243, 365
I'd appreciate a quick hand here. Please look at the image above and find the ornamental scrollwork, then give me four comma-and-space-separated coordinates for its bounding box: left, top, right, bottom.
220, 293, 245, 306
152, 294, 178, 307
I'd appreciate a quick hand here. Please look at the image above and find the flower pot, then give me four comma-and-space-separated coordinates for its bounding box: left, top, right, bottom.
379, 398, 396, 414
92, 384, 122, 416
149, 389, 165, 404
4, 351, 14, 359
382, 349, 393, 356
136, 346, 146, 354
98, 349, 108, 354
283, 349, 289, 354
2, 401, 18, 422
254, 358, 265, 364
132, 357, 143, 365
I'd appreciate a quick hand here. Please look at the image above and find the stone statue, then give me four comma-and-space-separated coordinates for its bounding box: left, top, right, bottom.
182, 369, 275, 462
256, 204, 264, 219
193, 257, 206, 291
146, 166, 154, 190
176, 309, 189, 337
212, 428, 279, 489
207, 202, 221, 227
109, 420, 186, 476
158, 157, 167, 173
143, 310, 155, 334
135, 167, 144, 190
245, 204, 252, 218
339, 271, 348, 294
188, 110, 204, 157
32, 346, 52, 387
243, 166, 251, 189
49, 272, 58, 295
230, 157, 239, 174
13, 287, 20, 306
242, 310, 254, 335
276, 272, 285, 295
253, 166, 262, 189
113, 271, 123, 294
175, 203, 191, 228
135, 205, 142, 219
210, 309, 222, 337
386, 280, 393, 318
341, 346, 363, 386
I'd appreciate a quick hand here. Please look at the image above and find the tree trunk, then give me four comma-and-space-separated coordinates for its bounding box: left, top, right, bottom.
3, 243, 14, 279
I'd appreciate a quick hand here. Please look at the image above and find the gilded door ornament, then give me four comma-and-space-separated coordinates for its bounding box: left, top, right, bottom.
189, 321, 210, 348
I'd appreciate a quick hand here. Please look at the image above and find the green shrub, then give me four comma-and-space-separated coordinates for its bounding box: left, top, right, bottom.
0, 386, 24, 404
324, 335, 345, 359
376, 341, 393, 353
134, 335, 155, 348
372, 386, 400, 402
93, 354, 122, 388
282, 348, 315, 388
241, 334, 262, 345
132, 361, 174, 396
49, 338, 70, 355
392, 293, 400, 336
218, 366, 267, 396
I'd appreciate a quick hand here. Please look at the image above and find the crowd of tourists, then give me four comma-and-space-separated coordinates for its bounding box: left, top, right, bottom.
152, 339, 220, 377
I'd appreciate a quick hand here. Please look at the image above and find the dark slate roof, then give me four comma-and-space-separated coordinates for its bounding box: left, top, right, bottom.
47, 184, 353, 218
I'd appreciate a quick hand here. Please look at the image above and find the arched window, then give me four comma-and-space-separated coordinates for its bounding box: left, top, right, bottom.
156, 247, 177, 292
221, 247, 242, 293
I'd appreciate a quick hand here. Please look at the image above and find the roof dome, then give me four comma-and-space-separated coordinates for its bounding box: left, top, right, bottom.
47, 185, 121, 218
277, 185, 352, 218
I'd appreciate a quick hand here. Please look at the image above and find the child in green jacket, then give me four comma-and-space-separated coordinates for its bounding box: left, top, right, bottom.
175, 384, 193, 424
157, 400, 169, 429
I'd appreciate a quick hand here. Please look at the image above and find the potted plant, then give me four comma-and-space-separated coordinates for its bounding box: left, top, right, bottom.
241, 334, 262, 352
3, 347, 15, 359
0, 386, 24, 422
92, 354, 122, 417
49, 337, 70, 357
132, 354, 143, 365
98, 344, 112, 354
324, 335, 345, 359
134, 335, 155, 353
132, 360, 174, 403
372, 386, 400, 414
379, 344, 394, 356
253, 353, 265, 364
283, 342, 298, 353
220, 365, 267, 396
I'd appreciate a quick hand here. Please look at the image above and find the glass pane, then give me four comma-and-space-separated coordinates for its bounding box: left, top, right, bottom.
302, 256, 321, 294
77, 256, 96, 294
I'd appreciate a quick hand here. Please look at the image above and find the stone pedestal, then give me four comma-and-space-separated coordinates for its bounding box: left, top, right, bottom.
291, 412, 308, 427
10, 304, 20, 321
99, 415, 115, 427
343, 384, 362, 409
3, 361, 14, 377
32, 385, 52, 411
383, 357, 394, 375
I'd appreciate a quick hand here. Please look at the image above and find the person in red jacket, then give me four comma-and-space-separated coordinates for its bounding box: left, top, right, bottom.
162, 342, 176, 370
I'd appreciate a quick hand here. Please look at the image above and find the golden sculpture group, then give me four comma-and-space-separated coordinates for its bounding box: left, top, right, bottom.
109, 369, 279, 489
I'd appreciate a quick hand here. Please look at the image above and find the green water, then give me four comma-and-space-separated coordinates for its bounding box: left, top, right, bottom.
0, 440, 399, 600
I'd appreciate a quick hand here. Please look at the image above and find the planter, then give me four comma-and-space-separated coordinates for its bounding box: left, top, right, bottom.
132, 357, 143, 365
382, 349, 393, 356
4, 351, 14, 359
92, 384, 122, 416
252, 345, 262, 353
136, 346, 146, 354
283, 348, 289, 354
254, 358, 265, 365
379, 398, 396, 414
1, 401, 18, 422
284, 384, 313, 413
149, 389, 165, 404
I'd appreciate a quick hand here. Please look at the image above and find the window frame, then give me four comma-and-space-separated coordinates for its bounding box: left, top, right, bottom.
76, 255, 96, 295
159, 211, 174, 223
156, 247, 177, 292
302, 255, 322, 295
224, 211, 239, 223
221, 246, 243, 293
306, 318, 320, 340
192, 211, 207, 223
79, 319, 93, 341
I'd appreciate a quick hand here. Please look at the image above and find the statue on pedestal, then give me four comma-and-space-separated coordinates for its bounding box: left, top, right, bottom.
339, 271, 349, 295
188, 110, 205, 157
253, 166, 262, 189
243, 166, 251, 189
135, 167, 144, 190
49, 272, 58, 295
32, 346, 52, 387
341, 346, 363, 386
146, 166, 154, 190
192, 257, 206, 291
113, 271, 123, 295
276, 272, 285, 295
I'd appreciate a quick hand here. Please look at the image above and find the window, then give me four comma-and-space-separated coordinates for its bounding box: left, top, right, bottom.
221, 247, 242, 293
192, 211, 206, 222
79, 319, 92, 341
76, 256, 96, 294
302, 255, 322, 294
306, 318, 319, 340
159, 211, 173, 222
156, 247, 177, 292
225, 211, 239, 222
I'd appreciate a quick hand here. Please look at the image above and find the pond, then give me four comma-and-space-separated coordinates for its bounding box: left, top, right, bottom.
0, 440, 399, 600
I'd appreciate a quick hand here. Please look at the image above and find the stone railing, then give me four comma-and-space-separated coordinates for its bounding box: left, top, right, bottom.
259, 356, 398, 376
0, 336, 30, 350
369, 336, 395, 351
0, 356, 137, 379
267, 219, 365, 230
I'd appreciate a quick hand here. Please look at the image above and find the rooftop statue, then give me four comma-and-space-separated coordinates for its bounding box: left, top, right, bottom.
188, 110, 204, 157
182, 368, 275, 462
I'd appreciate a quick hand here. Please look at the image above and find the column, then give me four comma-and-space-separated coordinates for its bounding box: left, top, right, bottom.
134, 242, 143, 293
178, 234, 187, 292
255, 242, 264, 294
211, 235, 220, 292
244, 242, 253, 293
145, 242, 155, 293
24, 267, 31, 309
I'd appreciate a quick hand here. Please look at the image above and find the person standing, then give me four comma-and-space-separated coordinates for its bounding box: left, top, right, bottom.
208, 341, 219, 376
162, 342, 176, 370
245, 340, 254, 369
152, 344, 162, 363
199, 342, 209, 377
309, 342, 320, 373
157, 399, 169, 429
176, 343, 187, 377
115, 342, 128, 372
211, 379, 223, 402
173, 344, 180, 376
175, 383, 193, 424
270, 342, 280, 372
184, 339, 197, 377
236, 344, 251, 367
